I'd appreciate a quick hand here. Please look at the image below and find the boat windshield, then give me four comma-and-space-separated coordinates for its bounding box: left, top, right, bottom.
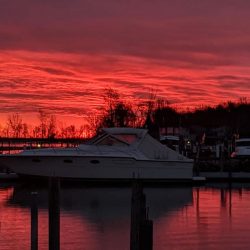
96, 135, 129, 146
94, 134, 137, 146
113, 134, 138, 144
87, 132, 138, 146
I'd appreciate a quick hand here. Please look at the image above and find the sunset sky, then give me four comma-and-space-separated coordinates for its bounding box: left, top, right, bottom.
1, 0, 250, 126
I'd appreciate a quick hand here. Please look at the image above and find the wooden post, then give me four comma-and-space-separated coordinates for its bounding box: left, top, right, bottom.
139, 219, 153, 250
130, 181, 144, 250
130, 180, 153, 250
31, 192, 38, 250
194, 144, 200, 176
49, 177, 60, 250
228, 182, 232, 217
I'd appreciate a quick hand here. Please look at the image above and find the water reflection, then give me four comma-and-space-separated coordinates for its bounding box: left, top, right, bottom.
1, 182, 250, 249
8, 184, 193, 221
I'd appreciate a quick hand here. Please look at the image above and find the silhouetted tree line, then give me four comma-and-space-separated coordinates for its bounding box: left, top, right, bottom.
0, 88, 249, 138
0, 110, 92, 139
96, 89, 250, 138
151, 100, 250, 137
178, 101, 250, 136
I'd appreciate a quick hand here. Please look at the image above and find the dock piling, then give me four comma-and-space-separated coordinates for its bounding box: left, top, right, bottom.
130, 180, 153, 250
49, 177, 60, 250
31, 192, 38, 250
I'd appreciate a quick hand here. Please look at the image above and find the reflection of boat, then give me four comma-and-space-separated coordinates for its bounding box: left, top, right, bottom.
7, 185, 193, 220
0, 128, 193, 181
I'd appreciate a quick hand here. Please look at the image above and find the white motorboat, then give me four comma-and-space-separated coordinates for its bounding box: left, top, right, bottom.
0, 128, 193, 181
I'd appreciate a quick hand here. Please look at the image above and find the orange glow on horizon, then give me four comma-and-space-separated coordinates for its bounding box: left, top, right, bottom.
1, 50, 250, 127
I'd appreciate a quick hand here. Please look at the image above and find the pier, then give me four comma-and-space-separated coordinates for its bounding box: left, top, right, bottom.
0, 137, 86, 153
130, 180, 153, 250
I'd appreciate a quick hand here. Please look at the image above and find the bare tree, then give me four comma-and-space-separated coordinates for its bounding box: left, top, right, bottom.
33, 126, 41, 138
103, 87, 120, 127
38, 110, 58, 138
22, 123, 29, 138
47, 115, 57, 138
7, 113, 23, 137
1, 124, 10, 137
96, 88, 137, 128
65, 125, 77, 138
79, 124, 92, 138
86, 113, 103, 135
238, 97, 248, 104
133, 90, 160, 128
38, 109, 49, 138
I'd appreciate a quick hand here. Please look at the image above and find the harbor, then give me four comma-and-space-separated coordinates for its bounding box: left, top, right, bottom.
0, 131, 250, 250
2, 0, 250, 249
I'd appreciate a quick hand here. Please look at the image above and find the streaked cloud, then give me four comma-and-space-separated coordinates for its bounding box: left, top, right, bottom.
1, 1, 250, 125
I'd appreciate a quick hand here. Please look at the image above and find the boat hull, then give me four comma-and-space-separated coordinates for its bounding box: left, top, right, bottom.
0, 155, 193, 181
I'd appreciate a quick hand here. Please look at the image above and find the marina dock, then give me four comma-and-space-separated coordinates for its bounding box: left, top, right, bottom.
0, 137, 86, 153
1, 136, 250, 183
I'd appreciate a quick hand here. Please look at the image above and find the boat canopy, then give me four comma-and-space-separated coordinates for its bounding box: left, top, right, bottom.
87, 128, 147, 147
83, 127, 191, 161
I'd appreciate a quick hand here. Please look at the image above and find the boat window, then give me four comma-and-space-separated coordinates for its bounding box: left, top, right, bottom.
96, 136, 128, 146
113, 134, 137, 144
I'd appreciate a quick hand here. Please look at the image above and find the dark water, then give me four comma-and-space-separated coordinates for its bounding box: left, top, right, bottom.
0, 182, 250, 250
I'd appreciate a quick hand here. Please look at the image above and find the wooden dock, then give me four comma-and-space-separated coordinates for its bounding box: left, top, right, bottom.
0, 137, 87, 153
